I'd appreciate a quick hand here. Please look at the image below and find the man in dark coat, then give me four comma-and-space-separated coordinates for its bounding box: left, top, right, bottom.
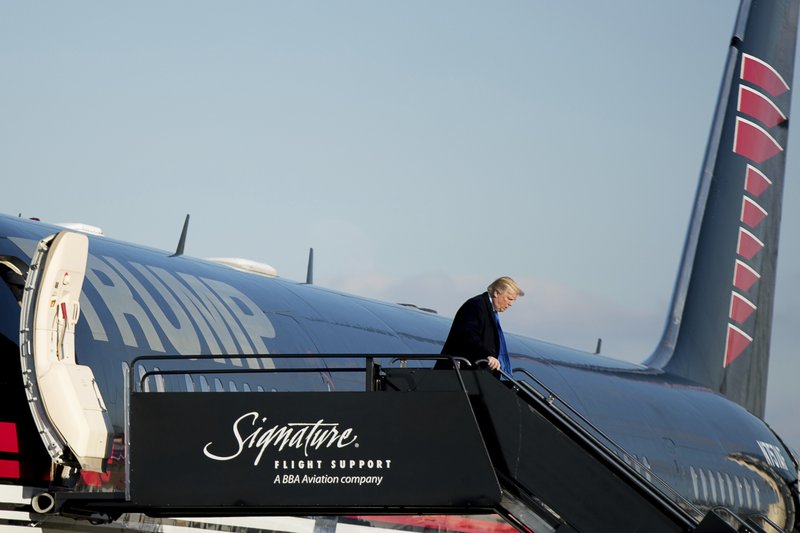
438, 276, 524, 374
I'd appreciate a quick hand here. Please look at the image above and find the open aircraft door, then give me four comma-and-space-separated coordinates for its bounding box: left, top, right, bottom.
19, 231, 112, 473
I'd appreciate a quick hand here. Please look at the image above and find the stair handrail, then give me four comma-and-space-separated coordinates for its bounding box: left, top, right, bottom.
711, 506, 770, 532
129, 353, 472, 394
503, 365, 705, 525
746, 511, 787, 533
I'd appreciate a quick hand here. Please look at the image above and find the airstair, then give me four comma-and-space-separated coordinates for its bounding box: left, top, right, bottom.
41, 355, 776, 533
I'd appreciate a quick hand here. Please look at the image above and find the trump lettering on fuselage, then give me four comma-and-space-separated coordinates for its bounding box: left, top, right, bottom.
79, 254, 276, 365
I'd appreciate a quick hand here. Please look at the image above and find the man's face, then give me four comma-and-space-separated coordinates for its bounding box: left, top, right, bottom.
493, 289, 517, 312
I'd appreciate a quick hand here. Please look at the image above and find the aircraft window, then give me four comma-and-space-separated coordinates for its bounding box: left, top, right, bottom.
641, 456, 652, 482
243, 383, 251, 392
699, 468, 708, 502
707, 469, 717, 503
199, 376, 210, 393
184, 375, 195, 392
717, 472, 726, 505
690, 467, 699, 499
752, 479, 760, 508
735, 476, 744, 506
725, 474, 734, 507
256, 385, 265, 392
228, 381, 237, 392
214, 378, 224, 392
744, 476, 752, 507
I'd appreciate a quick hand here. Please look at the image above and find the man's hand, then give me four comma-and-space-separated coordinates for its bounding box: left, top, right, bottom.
486, 356, 501, 371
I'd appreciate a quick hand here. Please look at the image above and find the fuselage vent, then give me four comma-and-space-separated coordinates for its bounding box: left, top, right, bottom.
206, 257, 278, 278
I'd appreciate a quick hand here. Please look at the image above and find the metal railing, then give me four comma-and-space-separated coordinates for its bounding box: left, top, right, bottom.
123, 352, 754, 531
744, 511, 787, 533
498, 365, 706, 528
128, 353, 474, 394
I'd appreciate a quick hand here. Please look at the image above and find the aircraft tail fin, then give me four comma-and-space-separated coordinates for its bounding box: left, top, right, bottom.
645, 0, 799, 418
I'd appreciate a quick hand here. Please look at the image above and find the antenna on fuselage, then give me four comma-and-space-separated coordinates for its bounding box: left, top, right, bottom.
595, 338, 602, 354
172, 214, 190, 257
305, 248, 314, 284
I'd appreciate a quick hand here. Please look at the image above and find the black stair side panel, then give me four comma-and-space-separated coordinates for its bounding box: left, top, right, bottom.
129, 390, 501, 512
470, 373, 686, 533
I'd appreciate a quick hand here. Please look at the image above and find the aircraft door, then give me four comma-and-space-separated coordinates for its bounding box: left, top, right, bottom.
19, 231, 112, 473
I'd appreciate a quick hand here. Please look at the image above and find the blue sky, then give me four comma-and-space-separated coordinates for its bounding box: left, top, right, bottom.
2, 2, 798, 448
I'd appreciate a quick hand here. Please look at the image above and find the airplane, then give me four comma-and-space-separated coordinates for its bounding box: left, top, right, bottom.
1, 0, 799, 531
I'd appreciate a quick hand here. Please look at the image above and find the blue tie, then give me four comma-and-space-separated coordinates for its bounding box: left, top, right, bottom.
494, 311, 511, 375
